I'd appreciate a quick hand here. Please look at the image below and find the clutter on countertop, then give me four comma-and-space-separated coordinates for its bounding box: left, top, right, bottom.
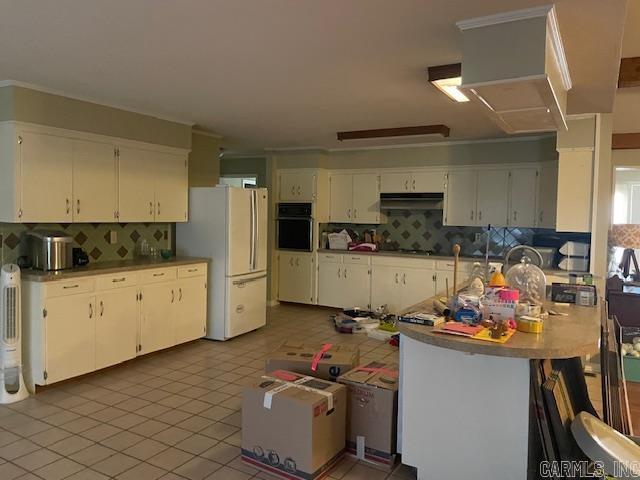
550, 283, 597, 306
242, 369, 346, 480
265, 341, 360, 381
338, 362, 399, 469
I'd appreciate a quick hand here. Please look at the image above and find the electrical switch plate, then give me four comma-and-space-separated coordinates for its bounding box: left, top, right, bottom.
109, 231, 117, 244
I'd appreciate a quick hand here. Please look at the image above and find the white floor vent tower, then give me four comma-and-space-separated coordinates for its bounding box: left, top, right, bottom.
0, 264, 29, 403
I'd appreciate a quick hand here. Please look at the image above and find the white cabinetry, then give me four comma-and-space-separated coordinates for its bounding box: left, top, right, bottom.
317, 254, 371, 308
537, 162, 558, 229
444, 170, 478, 226
279, 171, 316, 202
476, 169, 510, 226
23, 262, 207, 387
380, 170, 445, 193
329, 172, 381, 224
370, 257, 436, 314
509, 168, 539, 228
278, 253, 315, 303
0, 121, 190, 223
556, 150, 592, 232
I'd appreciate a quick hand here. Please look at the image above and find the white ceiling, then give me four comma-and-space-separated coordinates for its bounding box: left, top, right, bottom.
0, 0, 628, 150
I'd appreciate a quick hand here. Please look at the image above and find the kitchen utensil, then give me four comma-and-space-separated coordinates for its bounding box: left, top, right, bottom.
26, 231, 73, 271
452, 243, 460, 295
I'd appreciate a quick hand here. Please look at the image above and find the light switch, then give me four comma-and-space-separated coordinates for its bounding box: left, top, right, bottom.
109, 230, 117, 244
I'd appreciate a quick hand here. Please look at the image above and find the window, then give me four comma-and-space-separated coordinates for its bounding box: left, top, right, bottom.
219, 175, 258, 188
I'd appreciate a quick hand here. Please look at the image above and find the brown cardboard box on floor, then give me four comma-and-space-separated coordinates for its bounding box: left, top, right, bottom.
265, 341, 359, 381
337, 361, 399, 469
242, 369, 346, 480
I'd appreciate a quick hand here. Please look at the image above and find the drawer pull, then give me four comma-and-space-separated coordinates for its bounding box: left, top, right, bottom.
112, 277, 126, 283
187, 268, 198, 273
153, 273, 165, 277
63, 284, 79, 290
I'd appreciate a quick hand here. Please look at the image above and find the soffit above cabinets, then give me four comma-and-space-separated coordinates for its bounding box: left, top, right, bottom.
457, 5, 571, 135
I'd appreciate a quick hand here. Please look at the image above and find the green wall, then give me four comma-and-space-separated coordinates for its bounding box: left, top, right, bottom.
220, 156, 268, 187
189, 132, 222, 186
1, 85, 192, 148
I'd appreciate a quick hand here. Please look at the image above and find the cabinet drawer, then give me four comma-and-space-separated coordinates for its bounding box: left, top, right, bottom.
435, 259, 474, 272
371, 255, 434, 269
45, 278, 95, 297
95, 273, 139, 291
343, 254, 370, 265
318, 253, 343, 264
140, 267, 177, 284
178, 264, 207, 278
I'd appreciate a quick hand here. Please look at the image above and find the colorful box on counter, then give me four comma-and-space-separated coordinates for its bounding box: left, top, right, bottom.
337, 362, 399, 470
265, 341, 360, 381
482, 287, 519, 323
241, 370, 346, 480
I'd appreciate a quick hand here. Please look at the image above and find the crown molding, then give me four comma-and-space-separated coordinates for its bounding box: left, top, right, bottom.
0, 79, 195, 126
192, 128, 223, 139
456, 4, 553, 30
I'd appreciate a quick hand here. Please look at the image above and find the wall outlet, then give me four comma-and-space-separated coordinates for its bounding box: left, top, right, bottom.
474, 233, 483, 242
109, 230, 117, 244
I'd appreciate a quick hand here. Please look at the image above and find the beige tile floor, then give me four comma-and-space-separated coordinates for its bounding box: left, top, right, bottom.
0, 304, 415, 480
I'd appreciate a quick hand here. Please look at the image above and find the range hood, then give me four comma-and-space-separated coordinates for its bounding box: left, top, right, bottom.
457, 5, 571, 134
380, 192, 444, 210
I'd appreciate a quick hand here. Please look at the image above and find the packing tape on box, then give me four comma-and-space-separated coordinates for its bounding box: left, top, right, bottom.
261, 375, 334, 411
310, 343, 333, 372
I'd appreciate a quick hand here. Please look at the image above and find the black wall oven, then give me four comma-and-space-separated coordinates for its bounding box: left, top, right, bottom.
276, 203, 313, 252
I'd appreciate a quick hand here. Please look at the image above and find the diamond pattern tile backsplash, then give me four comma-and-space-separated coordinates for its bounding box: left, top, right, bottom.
0, 222, 172, 266
321, 209, 555, 258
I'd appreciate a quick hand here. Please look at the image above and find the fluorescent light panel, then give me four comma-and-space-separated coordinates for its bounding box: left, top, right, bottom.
432, 77, 469, 102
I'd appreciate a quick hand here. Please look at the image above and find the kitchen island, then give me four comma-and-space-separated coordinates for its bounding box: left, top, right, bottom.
398, 297, 600, 480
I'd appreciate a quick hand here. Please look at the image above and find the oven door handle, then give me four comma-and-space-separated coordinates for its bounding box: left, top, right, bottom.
276, 216, 314, 221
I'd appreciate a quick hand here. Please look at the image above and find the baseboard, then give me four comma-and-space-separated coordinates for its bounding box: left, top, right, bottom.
267, 299, 280, 307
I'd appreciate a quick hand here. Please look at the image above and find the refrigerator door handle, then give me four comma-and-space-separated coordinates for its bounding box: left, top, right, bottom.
251, 190, 258, 271
253, 190, 259, 271
249, 190, 255, 271
232, 273, 267, 286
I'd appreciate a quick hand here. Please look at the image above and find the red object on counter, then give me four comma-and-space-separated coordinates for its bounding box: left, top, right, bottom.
348, 242, 378, 252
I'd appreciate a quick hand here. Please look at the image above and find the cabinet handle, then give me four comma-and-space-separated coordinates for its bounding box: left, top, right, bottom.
478, 210, 482, 221
412, 179, 416, 190
513, 211, 517, 222
291, 186, 295, 195
63, 284, 79, 289
337, 268, 341, 278
157, 202, 161, 216
347, 208, 351, 219
66, 198, 70, 215
344, 268, 348, 279
89, 303, 93, 319
99, 301, 104, 317
353, 209, 357, 219
395, 273, 399, 284
153, 272, 165, 277
171, 289, 175, 303
187, 268, 198, 273
178, 288, 182, 301
76, 199, 80, 215
149, 202, 153, 216
539, 211, 543, 224
402, 273, 406, 284
295, 258, 299, 267
297, 185, 301, 196
470, 210, 474, 221
112, 277, 126, 283
289, 257, 294, 266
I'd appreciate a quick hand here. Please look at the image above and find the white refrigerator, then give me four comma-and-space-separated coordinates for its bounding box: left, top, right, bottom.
176, 186, 268, 340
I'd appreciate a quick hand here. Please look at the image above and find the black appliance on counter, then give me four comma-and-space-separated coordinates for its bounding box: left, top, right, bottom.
276, 203, 313, 252
73, 248, 90, 267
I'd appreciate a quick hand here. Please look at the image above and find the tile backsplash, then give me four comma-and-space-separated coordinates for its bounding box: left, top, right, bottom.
0, 222, 172, 266
321, 209, 554, 258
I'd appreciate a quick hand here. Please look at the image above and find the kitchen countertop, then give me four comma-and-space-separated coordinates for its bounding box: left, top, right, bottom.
398, 296, 601, 359
21, 256, 210, 282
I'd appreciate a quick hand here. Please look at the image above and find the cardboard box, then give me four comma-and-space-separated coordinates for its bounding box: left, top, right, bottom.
242, 370, 346, 480
265, 341, 359, 381
338, 361, 399, 469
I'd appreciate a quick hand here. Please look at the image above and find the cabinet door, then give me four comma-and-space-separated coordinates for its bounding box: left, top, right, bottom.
118, 146, 155, 222
444, 170, 477, 226
380, 172, 411, 193
537, 162, 558, 228
44, 295, 95, 384
296, 173, 316, 201
476, 170, 510, 226
509, 168, 538, 227
155, 151, 188, 222
280, 172, 315, 201
174, 277, 207, 344
556, 150, 593, 232
95, 288, 138, 370
19, 130, 73, 222
317, 262, 343, 307
400, 268, 435, 310
73, 139, 117, 222
352, 173, 380, 224
278, 254, 314, 303
341, 263, 371, 309
329, 174, 353, 222
140, 282, 175, 354
434, 270, 455, 296
411, 171, 446, 193
279, 173, 299, 201
371, 265, 401, 313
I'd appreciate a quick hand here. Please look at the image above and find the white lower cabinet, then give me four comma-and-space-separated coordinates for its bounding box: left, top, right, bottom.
278, 253, 315, 304
370, 265, 435, 314
43, 294, 96, 384
24, 262, 207, 387
317, 255, 371, 308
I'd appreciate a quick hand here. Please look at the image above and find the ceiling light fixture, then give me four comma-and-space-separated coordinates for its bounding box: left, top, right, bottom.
428, 63, 469, 102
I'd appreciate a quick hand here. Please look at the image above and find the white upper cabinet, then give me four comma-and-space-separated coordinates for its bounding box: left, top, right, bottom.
279, 171, 316, 202
352, 173, 380, 223
444, 170, 478, 226
329, 173, 353, 222
19, 129, 74, 223
0, 122, 190, 223
476, 169, 510, 226
329, 172, 381, 224
72, 138, 118, 222
154, 151, 188, 222
509, 168, 539, 228
380, 170, 445, 193
118, 146, 156, 222
537, 162, 558, 229
556, 150, 593, 232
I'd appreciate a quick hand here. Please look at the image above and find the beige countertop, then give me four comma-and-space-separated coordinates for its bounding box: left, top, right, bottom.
398, 296, 601, 359
22, 256, 210, 282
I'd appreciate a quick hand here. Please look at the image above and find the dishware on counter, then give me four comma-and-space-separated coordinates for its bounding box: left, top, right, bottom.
160, 249, 173, 260
26, 230, 74, 271
504, 257, 547, 305
135, 238, 150, 257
